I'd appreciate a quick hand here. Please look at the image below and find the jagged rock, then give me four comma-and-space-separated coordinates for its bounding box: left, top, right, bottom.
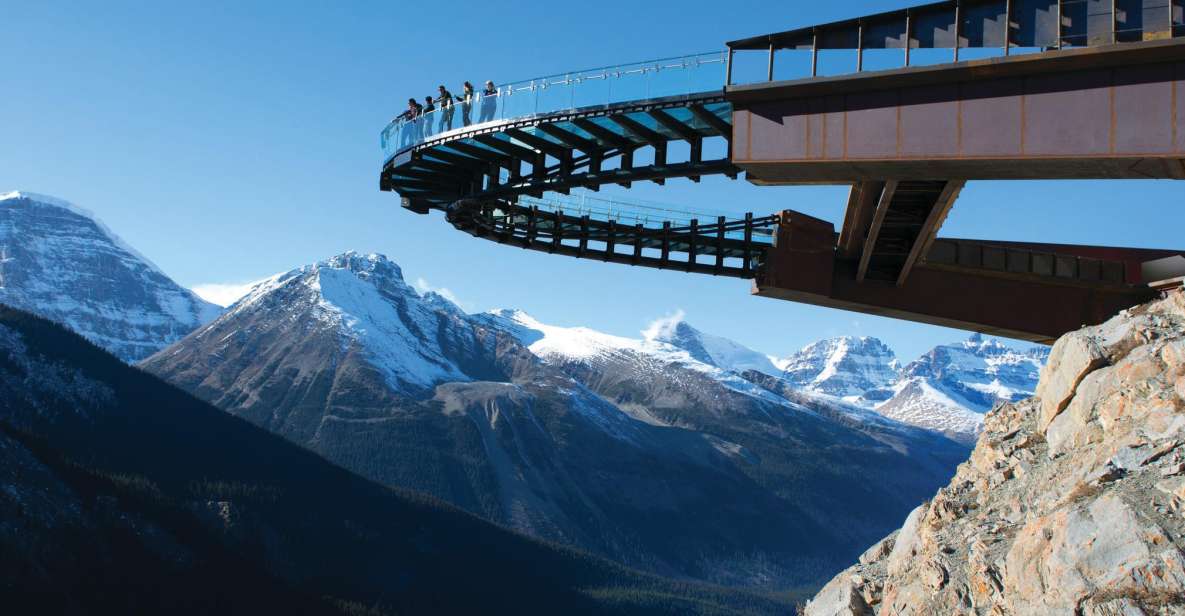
859, 533, 896, 565
1037, 332, 1106, 430
806, 289, 1185, 615
804, 575, 874, 616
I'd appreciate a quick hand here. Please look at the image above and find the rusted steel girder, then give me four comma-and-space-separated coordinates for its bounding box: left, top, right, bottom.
729, 39, 1185, 183
754, 211, 1182, 343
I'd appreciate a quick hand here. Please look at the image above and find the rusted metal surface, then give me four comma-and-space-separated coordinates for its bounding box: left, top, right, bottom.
730, 44, 1185, 181
755, 210, 1175, 343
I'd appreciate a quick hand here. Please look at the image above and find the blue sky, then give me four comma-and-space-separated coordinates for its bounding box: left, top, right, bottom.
2, 0, 1181, 362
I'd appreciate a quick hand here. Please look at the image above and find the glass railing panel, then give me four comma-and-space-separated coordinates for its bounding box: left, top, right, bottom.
860, 49, 907, 72
647, 58, 695, 100
956, 47, 1008, 61
535, 74, 576, 117
770, 49, 814, 81
500, 82, 540, 122
570, 70, 615, 109
815, 49, 861, 76
908, 48, 957, 67
687, 54, 727, 92
602, 61, 653, 105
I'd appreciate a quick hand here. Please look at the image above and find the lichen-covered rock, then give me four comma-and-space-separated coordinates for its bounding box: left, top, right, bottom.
806, 289, 1185, 615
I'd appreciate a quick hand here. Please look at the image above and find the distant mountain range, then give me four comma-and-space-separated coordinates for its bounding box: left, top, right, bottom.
142, 252, 969, 589
0, 190, 1048, 592
769, 332, 1047, 443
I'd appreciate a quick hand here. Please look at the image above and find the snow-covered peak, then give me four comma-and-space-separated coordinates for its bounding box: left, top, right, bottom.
0, 191, 221, 362
321, 251, 406, 284
210, 251, 473, 391
895, 335, 1047, 413
779, 336, 900, 403
642, 311, 781, 376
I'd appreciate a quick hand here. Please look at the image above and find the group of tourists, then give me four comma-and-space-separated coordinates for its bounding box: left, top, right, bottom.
396, 80, 499, 145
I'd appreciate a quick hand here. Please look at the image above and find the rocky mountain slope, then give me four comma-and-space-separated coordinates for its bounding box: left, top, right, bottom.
0, 304, 785, 615
144, 252, 968, 590
805, 289, 1185, 615
0, 191, 220, 362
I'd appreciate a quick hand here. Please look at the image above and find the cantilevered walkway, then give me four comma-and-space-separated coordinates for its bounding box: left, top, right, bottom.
381, 0, 1185, 343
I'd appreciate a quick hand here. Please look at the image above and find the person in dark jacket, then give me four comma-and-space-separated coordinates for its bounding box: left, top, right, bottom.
398, 98, 422, 146
478, 80, 498, 123
437, 85, 455, 132
458, 81, 475, 126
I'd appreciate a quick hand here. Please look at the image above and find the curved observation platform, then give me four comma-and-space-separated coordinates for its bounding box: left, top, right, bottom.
381, 0, 1185, 343
380, 52, 739, 216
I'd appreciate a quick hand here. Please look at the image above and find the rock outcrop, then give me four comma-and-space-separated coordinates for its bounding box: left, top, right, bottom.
806, 290, 1185, 615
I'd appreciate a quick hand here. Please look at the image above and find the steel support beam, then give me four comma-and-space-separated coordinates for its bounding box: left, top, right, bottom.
856, 181, 897, 282
896, 180, 964, 286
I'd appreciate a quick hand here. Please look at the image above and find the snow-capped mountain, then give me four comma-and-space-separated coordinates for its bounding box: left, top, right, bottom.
778, 336, 900, 405
876, 334, 1048, 442
641, 312, 783, 376
0, 191, 220, 362
145, 251, 967, 590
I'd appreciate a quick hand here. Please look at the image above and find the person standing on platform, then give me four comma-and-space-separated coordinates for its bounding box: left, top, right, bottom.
458, 81, 475, 127
437, 85, 455, 132
479, 80, 498, 123
421, 95, 436, 139
398, 98, 422, 147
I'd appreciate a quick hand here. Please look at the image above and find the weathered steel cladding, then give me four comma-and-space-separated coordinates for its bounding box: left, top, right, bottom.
729, 0, 1183, 52
732, 58, 1185, 179
755, 211, 1171, 343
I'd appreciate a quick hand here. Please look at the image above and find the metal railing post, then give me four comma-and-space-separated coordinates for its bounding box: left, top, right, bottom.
1004, 0, 1012, 55
857, 22, 865, 71
954, 1, 962, 60
767, 43, 775, 81
811, 30, 819, 76
725, 48, 734, 86
905, 12, 912, 66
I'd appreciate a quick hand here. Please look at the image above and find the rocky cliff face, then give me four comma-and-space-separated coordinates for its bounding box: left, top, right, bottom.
806, 290, 1185, 615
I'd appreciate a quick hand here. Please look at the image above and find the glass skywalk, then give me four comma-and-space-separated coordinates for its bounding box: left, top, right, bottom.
381, 51, 726, 162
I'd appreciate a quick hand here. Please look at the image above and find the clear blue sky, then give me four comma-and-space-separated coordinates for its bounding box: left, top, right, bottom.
2, 0, 1182, 363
